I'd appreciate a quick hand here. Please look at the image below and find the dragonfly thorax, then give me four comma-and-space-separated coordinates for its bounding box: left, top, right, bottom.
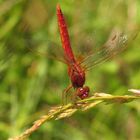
68, 66, 85, 88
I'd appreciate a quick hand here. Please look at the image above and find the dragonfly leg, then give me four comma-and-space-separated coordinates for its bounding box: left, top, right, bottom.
71, 91, 79, 104
62, 84, 73, 105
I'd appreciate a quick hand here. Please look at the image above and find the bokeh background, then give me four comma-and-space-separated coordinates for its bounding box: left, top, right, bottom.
0, 0, 140, 140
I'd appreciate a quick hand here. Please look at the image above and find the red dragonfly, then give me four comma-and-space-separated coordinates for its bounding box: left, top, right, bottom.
26, 4, 137, 100
56, 4, 137, 100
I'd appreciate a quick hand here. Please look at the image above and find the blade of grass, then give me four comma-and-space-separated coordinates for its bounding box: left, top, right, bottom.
9, 93, 140, 140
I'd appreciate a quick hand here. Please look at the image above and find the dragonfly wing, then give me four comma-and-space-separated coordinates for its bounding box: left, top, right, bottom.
21, 33, 67, 64
81, 28, 138, 70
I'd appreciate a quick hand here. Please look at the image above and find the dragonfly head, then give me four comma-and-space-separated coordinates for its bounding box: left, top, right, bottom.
76, 86, 89, 99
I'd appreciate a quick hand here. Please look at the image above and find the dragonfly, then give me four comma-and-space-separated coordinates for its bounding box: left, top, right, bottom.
25, 4, 137, 100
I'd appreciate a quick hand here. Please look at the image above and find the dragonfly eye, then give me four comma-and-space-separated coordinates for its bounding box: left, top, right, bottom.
76, 86, 89, 99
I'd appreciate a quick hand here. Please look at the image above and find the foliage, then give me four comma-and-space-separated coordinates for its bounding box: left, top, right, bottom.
0, 0, 140, 140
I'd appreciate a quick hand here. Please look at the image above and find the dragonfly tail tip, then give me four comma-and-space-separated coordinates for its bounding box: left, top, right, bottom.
57, 3, 61, 10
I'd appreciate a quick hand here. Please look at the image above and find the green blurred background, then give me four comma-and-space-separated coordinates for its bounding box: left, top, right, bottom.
0, 0, 140, 140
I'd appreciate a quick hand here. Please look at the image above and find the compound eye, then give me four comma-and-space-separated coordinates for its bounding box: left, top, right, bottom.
76, 86, 89, 99
84, 86, 90, 92
79, 87, 84, 92
77, 87, 84, 96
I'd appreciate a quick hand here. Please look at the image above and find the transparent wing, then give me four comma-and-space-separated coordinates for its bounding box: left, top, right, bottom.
20, 33, 67, 64
80, 28, 138, 71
